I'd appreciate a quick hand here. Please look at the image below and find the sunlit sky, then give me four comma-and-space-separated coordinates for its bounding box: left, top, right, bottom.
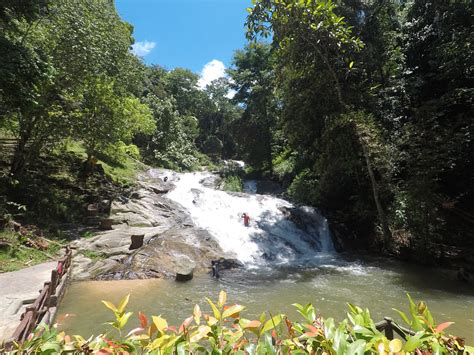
115, 0, 251, 87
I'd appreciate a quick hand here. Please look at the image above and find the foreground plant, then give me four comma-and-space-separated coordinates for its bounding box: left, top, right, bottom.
4, 291, 472, 354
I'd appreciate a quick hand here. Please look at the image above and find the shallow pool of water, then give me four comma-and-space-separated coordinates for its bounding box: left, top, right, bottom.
57, 255, 474, 343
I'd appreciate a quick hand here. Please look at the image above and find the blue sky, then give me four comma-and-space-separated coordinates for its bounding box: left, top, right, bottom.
115, 0, 251, 86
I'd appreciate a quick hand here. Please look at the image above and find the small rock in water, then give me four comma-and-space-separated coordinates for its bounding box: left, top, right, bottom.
176, 267, 194, 282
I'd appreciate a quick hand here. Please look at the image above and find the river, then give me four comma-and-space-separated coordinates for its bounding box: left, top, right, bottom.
57, 171, 474, 342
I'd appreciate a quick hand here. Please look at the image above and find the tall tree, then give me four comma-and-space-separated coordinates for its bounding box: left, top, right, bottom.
5, 0, 139, 175
228, 43, 277, 172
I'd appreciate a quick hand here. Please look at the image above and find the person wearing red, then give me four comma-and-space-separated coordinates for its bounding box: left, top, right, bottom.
242, 213, 250, 227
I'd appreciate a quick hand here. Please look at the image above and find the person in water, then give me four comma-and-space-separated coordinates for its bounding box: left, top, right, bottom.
211, 260, 219, 279
242, 213, 250, 227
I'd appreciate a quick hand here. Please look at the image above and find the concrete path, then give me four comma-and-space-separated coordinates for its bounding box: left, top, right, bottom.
0, 261, 57, 342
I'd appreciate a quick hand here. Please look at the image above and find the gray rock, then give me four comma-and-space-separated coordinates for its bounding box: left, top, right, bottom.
71, 169, 233, 281
175, 264, 195, 282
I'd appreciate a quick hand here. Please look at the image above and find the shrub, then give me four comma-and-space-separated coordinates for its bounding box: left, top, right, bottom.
5, 292, 472, 354
287, 168, 320, 205
222, 175, 243, 192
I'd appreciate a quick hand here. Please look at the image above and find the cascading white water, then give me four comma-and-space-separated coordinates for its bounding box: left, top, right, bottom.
160, 170, 334, 266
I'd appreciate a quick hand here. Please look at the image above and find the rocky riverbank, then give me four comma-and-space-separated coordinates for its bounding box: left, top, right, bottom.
70, 170, 233, 281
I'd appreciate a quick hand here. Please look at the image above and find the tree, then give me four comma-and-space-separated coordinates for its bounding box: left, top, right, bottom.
141, 94, 199, 170
246, 0, 393, 246
200, 77, 241, 159
395, 0, 474, 245
74, 76, 155, 162
228, 43, 278, 172
4, 0, 140, 175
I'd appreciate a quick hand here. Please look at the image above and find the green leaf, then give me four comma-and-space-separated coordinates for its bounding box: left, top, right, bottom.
101, 300, 117, 313
349, 61, 354, 69
222, 304, 245, 319
152, 315, 168, 333
393, 308, 411, 325
261, 314, 283, 334
347, 339, 366, 355
117, 294, 130, 314
40, 342, 61, 353
189, 325, 211, 343
119, 311, 133, 329
218, 290, 227, 307
404, 331, 425, 352
206, 297, 221, 320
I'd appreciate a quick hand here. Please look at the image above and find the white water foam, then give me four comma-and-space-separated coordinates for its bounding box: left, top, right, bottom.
158, 170, 335, 266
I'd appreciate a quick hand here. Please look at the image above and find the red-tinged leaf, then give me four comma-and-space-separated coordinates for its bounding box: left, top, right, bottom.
435, 321, 455, 333
306, 324, 319, 333
179, 316, 193, 333
272, 329, 277, 339
126, 327, 144, 337
242, 320, 261, 329
305, 332, 318, 337
138, 312, 148, 328
222, 304, 245, 319
104, 339, 120, 348
167, 326, 177, 333
96, 349, 111, 354
285, 318, 293, 332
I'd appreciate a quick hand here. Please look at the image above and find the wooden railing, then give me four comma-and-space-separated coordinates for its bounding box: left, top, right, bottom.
9, 247, 72, 344
375, 317, 415, 340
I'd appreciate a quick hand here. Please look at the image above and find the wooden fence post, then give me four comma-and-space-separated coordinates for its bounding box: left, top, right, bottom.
50, 269, 58, 295
384, 317, 394, 340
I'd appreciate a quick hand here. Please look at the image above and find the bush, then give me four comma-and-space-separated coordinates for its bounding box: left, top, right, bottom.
6, 292, 472, 354
222, 175, 243, 192
287, 168, 320, 205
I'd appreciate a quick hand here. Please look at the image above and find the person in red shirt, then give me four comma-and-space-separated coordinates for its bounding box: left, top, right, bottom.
242, 213, 250, 227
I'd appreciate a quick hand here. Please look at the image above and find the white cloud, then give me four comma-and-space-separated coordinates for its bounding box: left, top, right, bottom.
131, 41, 156, 57
198, 59, 226, 89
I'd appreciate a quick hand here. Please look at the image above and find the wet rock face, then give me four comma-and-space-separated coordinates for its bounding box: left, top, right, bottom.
71, 169, 230, 281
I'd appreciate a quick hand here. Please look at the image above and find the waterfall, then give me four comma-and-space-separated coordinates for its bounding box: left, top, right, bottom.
160, 171, 335, 266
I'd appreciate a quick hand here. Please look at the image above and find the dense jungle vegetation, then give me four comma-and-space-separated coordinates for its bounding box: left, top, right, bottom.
0, 0, 472, 267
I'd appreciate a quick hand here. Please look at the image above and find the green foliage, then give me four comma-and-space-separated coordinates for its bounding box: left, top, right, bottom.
272, 148, 297, 181
8, 292, 471, 354
287, 169, 319, 205
74, 76, 155, 160
0, 230, 64, 273
80, 250, 106, 262
242, 0, 474, 257
228, 43, 278, 172
222, 175, 243, 193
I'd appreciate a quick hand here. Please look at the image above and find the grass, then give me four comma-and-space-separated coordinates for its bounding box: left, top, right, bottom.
0, 230, 64, 273
64, 140, 146, 186
80, 249, 106, 261
81, 230, 96, 239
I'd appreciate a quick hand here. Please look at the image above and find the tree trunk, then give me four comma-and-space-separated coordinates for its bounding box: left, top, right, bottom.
361, 142, 392, 249
10, 136, 28, 176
